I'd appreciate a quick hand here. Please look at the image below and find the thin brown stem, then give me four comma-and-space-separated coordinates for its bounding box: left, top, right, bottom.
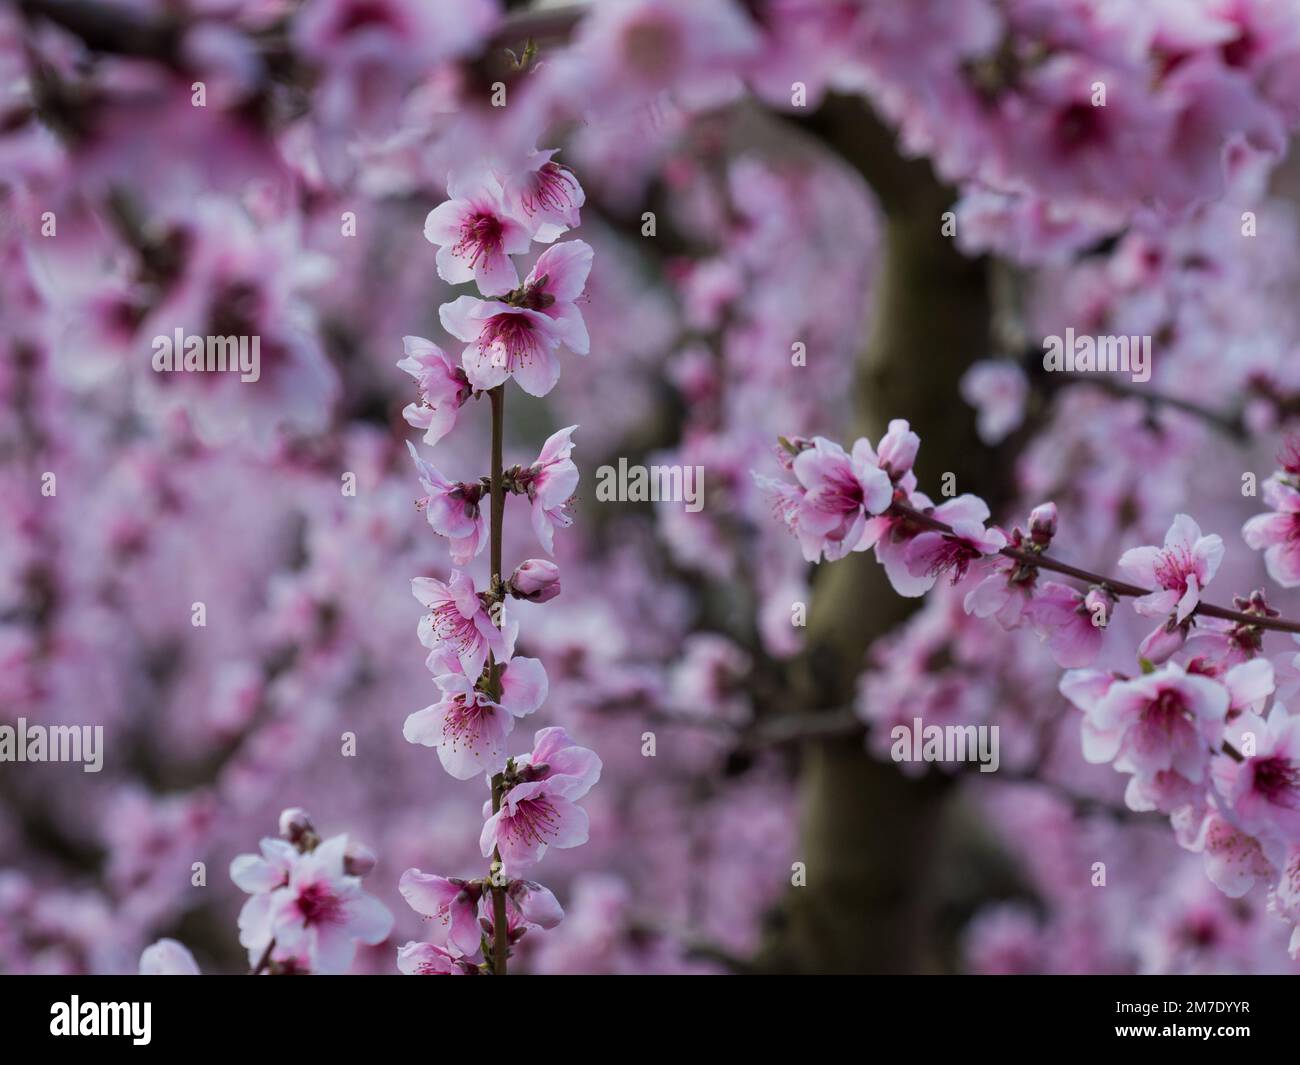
889, 501, 1300, 635
1027, 353, 1251, 442
249, 939, 275, 975
487, 384, 508, 976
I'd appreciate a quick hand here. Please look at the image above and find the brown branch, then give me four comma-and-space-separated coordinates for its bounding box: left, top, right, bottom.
249, 938, 275, 975
889, 500, 1300, 635
1026, 352, 1250, 442
486, 384, 509, 977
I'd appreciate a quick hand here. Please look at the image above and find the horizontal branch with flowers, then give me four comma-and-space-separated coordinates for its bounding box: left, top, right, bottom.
758, 422, 1300, 955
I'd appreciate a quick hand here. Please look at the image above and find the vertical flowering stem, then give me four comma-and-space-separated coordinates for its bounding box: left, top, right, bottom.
487, 383, 509, 975
397, 154, 599, 977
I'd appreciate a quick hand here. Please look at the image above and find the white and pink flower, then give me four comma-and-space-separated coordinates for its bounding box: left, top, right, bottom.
1242, 476, 1300, 588
412, 571, 509, 682
407, 442, 487, 566
438, 241, 592, 398
1077, 663, 1229, 786
903, 495, 1008, 590
398, 870, 483, 958
1215, 701, 1300, 846
397, 336, 472, 447
1025, 582, 1109, 668
1119, 514, 1225, 622
479, 777, 592, 875
403, 651, 547, 780
523, 425, 580, 554
501, 150, 586, 242
479, 729, 601, 875
424, 171, 532, 297
232, 833, 393, 975
788, 436, 893, 563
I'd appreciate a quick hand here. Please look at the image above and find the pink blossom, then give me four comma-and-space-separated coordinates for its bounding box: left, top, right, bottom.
230, 837, 297, 896
1242, 476, 1300, 588
403, 654, 548, 780
398, 870, 483, 957
1191, 811, 1277, 899
1027, 502, 1058, 545
858, 490, 937, 598
1138, 617, 1196, 666
477, 882, 565, 948
1154, 55, 1286, 212
412, 572, 508, 682
789, 437, 893, 562
397, 336, 472, 447
669, 633, 753, 725
234, 834, 393, 975
480, 729, 601, 875
903, 495, 1008, 589
279, 807, 315, 847
515, 240, 593, 359
963, 553, 1032, 629
291, 0, 491, 171
501, 150, 586, 242
440, 295, 566, 397
963, 516, 1053, 629
1077, 663, 1229, 784
396, 941, 472, 975
506, 879, 565, 929
423, 172, 532, 296
523, 425, 580, 554
479, 778, 592, 875
1215, 702, 1300, 845
1118, 514, 1225, 622
407, 441, 487, 566
1223, 657, 1276, 720
1007, 55, 1171, 203
515, 727, 604, 799
1025, 582, 1108, 668
343, 841, 377, 878
476, 892, 530, 948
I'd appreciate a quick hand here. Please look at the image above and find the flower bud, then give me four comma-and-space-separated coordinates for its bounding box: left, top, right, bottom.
877, 419, 920, 479
343, 841, 377, 878
507, 879, 564, 929
278, 807, 315, 847
1083, 586, 1113, 627
508, 559, 561, 603
1028, 502, 1058, 546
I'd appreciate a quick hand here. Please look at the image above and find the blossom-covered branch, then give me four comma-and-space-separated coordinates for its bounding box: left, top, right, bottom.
758, 423, 1300, 958
396, 148, 600, 976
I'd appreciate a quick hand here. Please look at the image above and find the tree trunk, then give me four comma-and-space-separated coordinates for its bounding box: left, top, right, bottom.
758, 97, 998, 973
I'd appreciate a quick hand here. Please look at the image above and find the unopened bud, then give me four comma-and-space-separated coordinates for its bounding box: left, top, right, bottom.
1028, 502, 1058, 546
343, 841, 376, 878
508, 559, 561, 603
1083, 587, 1113, 624
278, 808, 315, 847
877, 419, 919, 480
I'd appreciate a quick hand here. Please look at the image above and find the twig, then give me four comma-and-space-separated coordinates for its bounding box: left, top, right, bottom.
487, 384, 509, 977
249, 938, 275, 975
890, 500, 1300, 636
